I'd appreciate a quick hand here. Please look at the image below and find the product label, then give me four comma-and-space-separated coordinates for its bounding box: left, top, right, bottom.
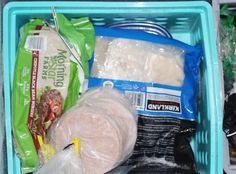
146, 93, 181, 113
88, 77, 187, 120
89, 77, 196, 172
25, 26, 71, 150
25, 35, 47, 51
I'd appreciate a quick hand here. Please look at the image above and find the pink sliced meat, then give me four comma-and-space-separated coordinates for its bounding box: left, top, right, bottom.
50, 88, 137, 174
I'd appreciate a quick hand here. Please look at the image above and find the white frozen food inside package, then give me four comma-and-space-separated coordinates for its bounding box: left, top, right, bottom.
92, 37, 185, 87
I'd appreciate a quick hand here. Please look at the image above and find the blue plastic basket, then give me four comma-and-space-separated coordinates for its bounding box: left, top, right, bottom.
3, 1, 223, 174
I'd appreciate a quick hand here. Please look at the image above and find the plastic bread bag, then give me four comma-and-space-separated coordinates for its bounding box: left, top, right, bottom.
89, 27, 202, 173
12, 14, 95, 173
48, 87, 138, 174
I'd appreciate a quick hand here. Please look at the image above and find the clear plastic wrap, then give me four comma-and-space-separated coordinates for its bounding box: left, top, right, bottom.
35, 145, 83, 174
92, 37, 185, 87
49, 87, 138, 174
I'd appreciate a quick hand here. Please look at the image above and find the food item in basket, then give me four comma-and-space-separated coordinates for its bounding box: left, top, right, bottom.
12, 14, 95, 173
89, 27, 202, 173
49, 88, 138, 174
92, 37, 184, 86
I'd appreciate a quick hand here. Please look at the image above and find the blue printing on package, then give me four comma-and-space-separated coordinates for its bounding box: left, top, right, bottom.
89, 27, 202, 121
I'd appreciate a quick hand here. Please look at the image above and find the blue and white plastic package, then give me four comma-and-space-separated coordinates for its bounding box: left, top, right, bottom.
89, 27, 202, 173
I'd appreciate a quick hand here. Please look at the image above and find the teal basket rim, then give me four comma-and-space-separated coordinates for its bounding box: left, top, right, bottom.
2, 1, 223, 174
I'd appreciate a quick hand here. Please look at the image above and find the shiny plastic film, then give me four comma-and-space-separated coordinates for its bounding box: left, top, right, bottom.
49, 87, 138, 174
35, 145, 83, 174
92, 37, 185, 87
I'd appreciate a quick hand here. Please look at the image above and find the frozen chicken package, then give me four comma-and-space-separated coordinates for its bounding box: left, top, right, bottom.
12, 14, 95, 173
48, 87, 138, 174
89, 27, 202, 173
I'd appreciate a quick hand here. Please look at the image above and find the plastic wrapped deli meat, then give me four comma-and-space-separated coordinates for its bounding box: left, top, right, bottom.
12, 14, 95, 173
89, 27, 202, 173
49, 88, 138, 174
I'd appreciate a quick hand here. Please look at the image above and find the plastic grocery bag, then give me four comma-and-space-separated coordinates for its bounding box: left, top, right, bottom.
89, 27, 202, 173
49, 87, 138, 174
12, 14, 95, 173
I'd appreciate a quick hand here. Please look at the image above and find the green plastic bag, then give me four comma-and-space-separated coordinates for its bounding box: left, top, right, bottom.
12, 14, 95, 173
